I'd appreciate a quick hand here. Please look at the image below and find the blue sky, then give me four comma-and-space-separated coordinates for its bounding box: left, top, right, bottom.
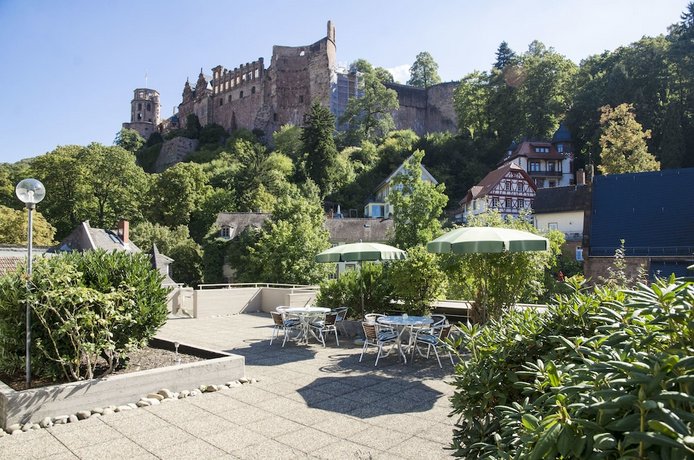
0, 0, 689, 164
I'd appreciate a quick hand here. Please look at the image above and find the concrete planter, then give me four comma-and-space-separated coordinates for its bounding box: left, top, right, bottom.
0, 339, 244, 430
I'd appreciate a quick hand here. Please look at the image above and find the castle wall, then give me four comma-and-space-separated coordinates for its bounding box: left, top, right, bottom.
388, 82, 457, 136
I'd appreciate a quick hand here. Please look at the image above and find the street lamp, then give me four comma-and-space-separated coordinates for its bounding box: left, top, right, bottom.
15, 178, 46, 389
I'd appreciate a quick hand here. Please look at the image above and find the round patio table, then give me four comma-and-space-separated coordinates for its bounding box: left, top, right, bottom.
376, 315, 433, 363
281, 306, 330, 345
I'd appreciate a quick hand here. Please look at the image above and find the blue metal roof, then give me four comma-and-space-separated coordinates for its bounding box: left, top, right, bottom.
590, 168, 694, 257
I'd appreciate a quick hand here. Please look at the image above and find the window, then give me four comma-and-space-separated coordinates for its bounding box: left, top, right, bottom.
548, 180, 556, 187
505, 181, 511, 190
220, 226, 231, 239
146, 103, 151, 111
137, 103, 142, 111
548, 222, 559, 230
547, 161, 556, 172
534, 146, 549, 153
251, 86, 256, 94
219, 99, 223, 106
505, 198, 512, 208
491, 197, 499, 208
557, 143, 564, 153
239, 90, 244, 98
535, 178, 544, 188
273, 113, 277, 122
529, 161, 540, 172
137, 113, 142, 120
228, 95, 232, 102
518, 198, 524, 208
299, 95, 304, 103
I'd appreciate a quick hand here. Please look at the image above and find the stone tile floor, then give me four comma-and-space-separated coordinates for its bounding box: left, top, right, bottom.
0, 313, 458, 459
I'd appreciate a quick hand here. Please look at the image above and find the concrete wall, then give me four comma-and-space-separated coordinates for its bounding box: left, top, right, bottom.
192, 286, 318, 318
536, 211, 584, 236
193, 287, 263, 318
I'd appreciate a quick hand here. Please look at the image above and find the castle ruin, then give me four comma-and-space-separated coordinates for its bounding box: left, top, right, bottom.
123, 21, 457, 142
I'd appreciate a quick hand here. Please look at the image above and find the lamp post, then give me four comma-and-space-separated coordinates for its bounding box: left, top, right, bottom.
15, 178, 46, 389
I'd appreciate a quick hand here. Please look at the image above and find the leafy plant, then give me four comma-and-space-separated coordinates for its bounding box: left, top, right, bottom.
0, 250, 169, 382
450, 277, 694, 458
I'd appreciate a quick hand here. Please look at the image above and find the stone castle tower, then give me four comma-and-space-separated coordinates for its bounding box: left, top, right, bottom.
122, 88, 160, 139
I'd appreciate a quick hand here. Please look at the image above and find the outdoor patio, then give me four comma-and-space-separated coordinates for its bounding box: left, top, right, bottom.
0, 312, 458, 459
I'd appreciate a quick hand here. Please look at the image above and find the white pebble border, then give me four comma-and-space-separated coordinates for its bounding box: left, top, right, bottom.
1, 377, 258, 436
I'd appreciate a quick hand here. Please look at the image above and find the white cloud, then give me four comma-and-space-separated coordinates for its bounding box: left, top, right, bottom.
386, 64, 410, 84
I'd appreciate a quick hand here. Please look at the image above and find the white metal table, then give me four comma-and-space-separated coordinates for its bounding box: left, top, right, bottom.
376, 315, 433, 363
281, 306, 330, 345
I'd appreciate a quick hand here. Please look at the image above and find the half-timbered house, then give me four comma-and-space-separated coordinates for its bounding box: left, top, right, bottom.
453, 163, 536, 223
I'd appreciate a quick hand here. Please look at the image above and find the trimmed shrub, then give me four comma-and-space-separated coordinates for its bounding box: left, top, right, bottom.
0, 250, 169, 382
315, 262, 393, 318
450, 278, 694, 458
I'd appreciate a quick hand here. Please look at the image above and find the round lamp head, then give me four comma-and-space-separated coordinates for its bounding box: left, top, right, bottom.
15, 178, 46, 205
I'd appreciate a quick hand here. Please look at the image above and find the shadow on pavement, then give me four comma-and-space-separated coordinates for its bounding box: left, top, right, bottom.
297, 374, 445, 418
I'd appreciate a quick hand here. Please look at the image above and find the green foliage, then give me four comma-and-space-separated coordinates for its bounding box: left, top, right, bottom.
598, 103, 661, 174
130, 222, 203, 286
340, 60, 399, 145
388, 246, 447, 315
315, 262, 393, 318
0, 251, 168, 381
454, 71, 490, 139
184, 114, 202, 139
136, 142, 162, 173
272, 124, 303, 161
114, 128, 145, 153
198, 123, 227, 148
147, 162, 211, 227
0, 205, 56, 246
451, 279, 694, 459
301, 103, 339, 196
237, 184, 331, 284
407, 51, 442, 88
388, 150, 448, 249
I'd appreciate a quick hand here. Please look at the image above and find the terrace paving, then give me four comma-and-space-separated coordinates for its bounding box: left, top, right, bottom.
0, 313, 458, 459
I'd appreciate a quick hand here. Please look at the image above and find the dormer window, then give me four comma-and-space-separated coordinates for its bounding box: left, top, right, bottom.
220, 226, 232, 239
534, 147, 550, 153
557, 144, 564, 153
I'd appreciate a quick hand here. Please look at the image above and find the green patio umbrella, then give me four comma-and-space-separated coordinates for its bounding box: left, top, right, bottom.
315, 242, 407, 315
427, 226, 549, 254
315, 242, 407, 263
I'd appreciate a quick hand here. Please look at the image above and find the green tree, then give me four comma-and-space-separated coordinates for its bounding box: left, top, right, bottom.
184, 114, 202, 139
407, 51, 442, 88
114, 128, 145, 153
388, 150, 448, 249
598, 103, 661, 174
79, 143, 149, 229
29, 145, 90, 238
0, 205, 56, 246
389, 246, 447, 315
272, 124, 303, 161
340, 60, 399, 145
301, 103, 339, 196
130, 221, 204, 286
454, 71, 491, 139
0, 164, 15, 208
239, 184, 331, 284
148, 162, 211, 227
493, 41, 516, 70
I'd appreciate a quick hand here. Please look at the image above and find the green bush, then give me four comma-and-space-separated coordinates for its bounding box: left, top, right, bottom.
388, 246, 447, 315
451, 278, 694, 458
0, 250, 169, 382
315, 262, 393, 318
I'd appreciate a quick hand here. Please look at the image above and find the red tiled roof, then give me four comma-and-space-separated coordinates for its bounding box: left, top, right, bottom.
460, 163, 533, 205
504, 140, 565, 162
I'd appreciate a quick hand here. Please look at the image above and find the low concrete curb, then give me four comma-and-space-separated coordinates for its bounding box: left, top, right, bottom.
0, 340, 245, 430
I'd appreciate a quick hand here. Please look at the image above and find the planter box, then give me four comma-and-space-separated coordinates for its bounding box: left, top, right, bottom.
0, 339, 245, 430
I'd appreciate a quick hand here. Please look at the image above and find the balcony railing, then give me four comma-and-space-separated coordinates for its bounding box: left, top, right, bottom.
528, 170, 562, 177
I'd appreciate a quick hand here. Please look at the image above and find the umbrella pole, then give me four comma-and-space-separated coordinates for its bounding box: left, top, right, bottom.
360, 261, 365, 318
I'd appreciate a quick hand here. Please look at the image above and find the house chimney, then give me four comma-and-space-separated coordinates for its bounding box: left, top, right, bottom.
576, 169, 586, 186
118, 220, 129, 243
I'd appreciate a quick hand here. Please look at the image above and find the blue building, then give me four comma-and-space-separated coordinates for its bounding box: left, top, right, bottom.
585, 168, 694, 280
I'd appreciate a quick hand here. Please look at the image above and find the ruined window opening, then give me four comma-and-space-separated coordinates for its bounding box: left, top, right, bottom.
273, 113, 277, 122
146, 103, 151, 111
299, 95, 304, 103
219, 99, 223, 106
137, 103, 142, 111
228, 95, 232, 102
251, 86, 256, 94
240, 90, 244, 98
137, 113, 142, 120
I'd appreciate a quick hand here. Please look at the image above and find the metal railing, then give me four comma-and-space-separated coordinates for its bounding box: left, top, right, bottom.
197, 282, 319, 290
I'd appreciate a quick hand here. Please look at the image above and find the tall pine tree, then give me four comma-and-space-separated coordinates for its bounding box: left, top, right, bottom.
301, 103, 339, 197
